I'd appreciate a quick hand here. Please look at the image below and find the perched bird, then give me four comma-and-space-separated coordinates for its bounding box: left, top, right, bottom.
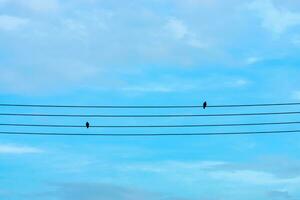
203, 101, 207, 109
86, 122, 90, 128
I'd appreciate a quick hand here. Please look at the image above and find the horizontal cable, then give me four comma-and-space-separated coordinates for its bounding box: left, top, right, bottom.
208, 103, 300, 108
0, 102, 300, 108
1, 121, 300, 128
0, 111, 300, 118
0, 130, 299, 136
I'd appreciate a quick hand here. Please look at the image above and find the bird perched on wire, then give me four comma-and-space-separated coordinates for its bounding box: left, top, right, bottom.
86, 122, 90, 128
203, 101, 207, 109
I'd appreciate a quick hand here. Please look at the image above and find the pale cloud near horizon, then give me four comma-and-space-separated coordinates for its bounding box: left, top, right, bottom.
0, 144, 42, 154
2, 144, 300, 199
210, 169, 300, 185
35, 182, 191, 200
121, 160, 227, 173
117, 158, 300, 184
9, 156, 298, 199
268, 190, 292, 199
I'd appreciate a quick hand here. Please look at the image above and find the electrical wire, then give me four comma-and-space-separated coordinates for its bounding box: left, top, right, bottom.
0, 130, 299, 136
1, 121, 300, 128
0, 111, 300, 118
0, 102, 299, 108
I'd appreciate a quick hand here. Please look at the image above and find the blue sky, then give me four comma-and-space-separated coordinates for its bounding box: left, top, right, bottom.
1, 0, 300, 199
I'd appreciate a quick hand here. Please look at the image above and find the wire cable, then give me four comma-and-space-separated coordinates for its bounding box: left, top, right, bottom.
1, 121, 300, 128
0, 130, 300, 136
0, 102, 300, 108
0, 111, 300, 118
209, 103, 300, 108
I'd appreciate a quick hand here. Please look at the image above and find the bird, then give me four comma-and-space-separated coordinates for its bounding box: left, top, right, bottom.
86, 122, 90, 128
203, 101, 207, 109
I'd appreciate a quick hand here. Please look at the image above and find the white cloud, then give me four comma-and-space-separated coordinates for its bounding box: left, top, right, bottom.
186, 37, 206, 48
226, 78, 249, 87
0, 63, 101, 95
180, 0, 217, 6
122, 85, 174, 93
119, 158, 300, 190
268, 190, 292, 199
249, 0, 300, 35
21, 0, 59, 12
0, 15, 28, 31
63, 19, 88, 40
164, 18, 207, 48
122, 160, 227, 173
41, 182, 188, 200
0, 144, 42, 154
165, 18, 189, 40
122, 76, 250, 94
245, 56, 262, 65
61, 13, 109, 42
210, 169, 300, 185
0, 0, 59, 12
121, 79, 202, 93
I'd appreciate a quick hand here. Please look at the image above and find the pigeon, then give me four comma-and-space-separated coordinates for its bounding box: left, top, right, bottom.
203, 101, 207, 109
86, 122, 90, 128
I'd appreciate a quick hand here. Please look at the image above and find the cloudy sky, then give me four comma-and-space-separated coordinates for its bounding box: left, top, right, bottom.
1, 0, 300, 199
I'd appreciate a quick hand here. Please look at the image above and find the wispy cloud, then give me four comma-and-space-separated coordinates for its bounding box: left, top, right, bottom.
248, 0, 300, 35
35, 182, 191, 200
120, 75, 249, 94
165, 18, 189, 40
0, 62, 101, 95
122, 160, 227, 174
245, 56, 263, 65
267, 190, 292, 200
225, 78, 249, 87
0, 0, 59, 12
0, 15, 28, 31
0, 144, 42, 154
164, 18, 207, 48
117, 158, 300, 193
122, 85, 174, 93
209, 169, 300, 185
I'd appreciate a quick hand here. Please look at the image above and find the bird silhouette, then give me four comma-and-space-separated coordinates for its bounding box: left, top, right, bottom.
203, 101, 207, 109
86, 122, 90, 128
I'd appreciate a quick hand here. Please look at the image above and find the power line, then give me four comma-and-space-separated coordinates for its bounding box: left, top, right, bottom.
0, 102, 299, 108
0, 123, 82, 128
0, 130, 299, 136
1, 121, 300, 128
209, 103, 300, 108
0, 111, 300, 118
0, 103, 201, 108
